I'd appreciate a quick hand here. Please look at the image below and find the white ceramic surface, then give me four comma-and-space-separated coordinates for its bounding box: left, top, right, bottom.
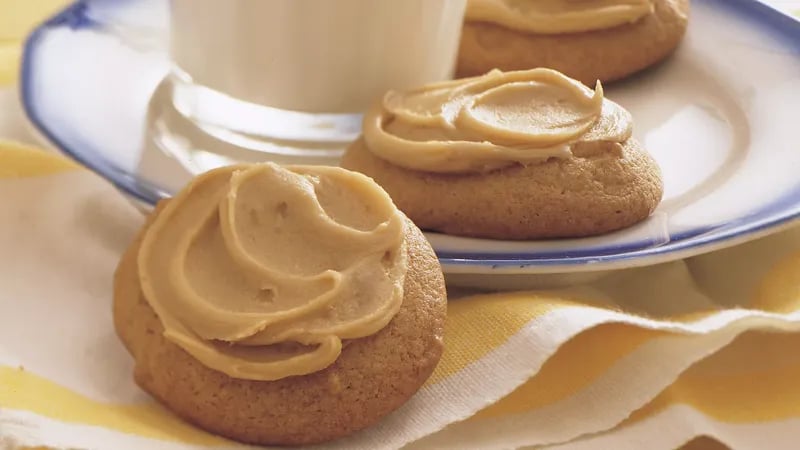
20, 0, 800, 289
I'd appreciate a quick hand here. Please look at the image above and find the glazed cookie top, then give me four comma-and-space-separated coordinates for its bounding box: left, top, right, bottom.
137, 163, 408, 381
465, 0, 654, 34
363, 68, 633, 174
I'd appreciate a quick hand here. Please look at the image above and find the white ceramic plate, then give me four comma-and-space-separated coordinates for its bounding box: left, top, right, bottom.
21, 0, 800, 288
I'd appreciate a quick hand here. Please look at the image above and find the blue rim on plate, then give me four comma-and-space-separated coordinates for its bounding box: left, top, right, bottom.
20, 0, 800, 273
22, 0, 172, 206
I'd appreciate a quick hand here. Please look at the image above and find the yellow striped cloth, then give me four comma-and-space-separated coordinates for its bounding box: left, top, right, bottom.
0, 0, 66, 85
3, 2, 800, 449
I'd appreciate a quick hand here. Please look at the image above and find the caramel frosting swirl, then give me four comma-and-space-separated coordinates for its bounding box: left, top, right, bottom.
137, 163, 408, 381
466, 0, 654, 34
363, 68, 633, 174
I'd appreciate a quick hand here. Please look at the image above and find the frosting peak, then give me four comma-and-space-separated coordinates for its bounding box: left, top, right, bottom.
137, 163, 408, 381
363, 68, 632, 174
466, 0, 655, 34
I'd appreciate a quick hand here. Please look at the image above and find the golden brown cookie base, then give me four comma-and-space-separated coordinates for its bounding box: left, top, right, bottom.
113, 203, 447, 446
457, 0, 690, 85
341, 140, 663, 240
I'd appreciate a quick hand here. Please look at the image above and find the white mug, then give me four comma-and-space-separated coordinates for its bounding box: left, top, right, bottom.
169, 0, 468, 114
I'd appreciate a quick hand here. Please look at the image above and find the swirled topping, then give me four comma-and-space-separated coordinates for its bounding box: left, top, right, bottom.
137, 163, 407, 381
465, 0, 654, 34
362, 68, 633, 174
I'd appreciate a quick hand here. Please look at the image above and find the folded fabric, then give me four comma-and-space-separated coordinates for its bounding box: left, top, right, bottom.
2, 144, 800, 450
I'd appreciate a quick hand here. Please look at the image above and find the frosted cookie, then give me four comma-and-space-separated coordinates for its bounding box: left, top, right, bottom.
113, 163, 447, 445
457, 0, 690, 85
340, 68, 663, 240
